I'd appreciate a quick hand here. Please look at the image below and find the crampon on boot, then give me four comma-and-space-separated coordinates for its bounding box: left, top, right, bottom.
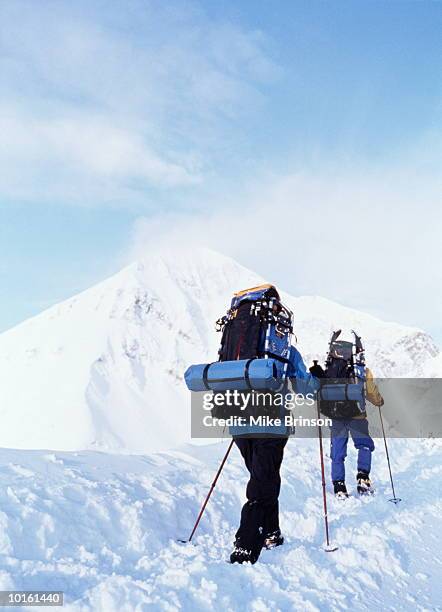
264, 529, 284, 550
357, 471, 373, 495
333, 480, 349, 499
229, 544, 258, 565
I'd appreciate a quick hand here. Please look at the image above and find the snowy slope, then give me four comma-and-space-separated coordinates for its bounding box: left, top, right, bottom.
0, 440, 440, 610
0, 249, 258, 452
424, 352, 442, 377
0, 247, 439, 452
0, 247, 440, 610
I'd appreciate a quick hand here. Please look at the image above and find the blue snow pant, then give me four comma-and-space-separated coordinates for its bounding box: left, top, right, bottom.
330, 418, 375, 482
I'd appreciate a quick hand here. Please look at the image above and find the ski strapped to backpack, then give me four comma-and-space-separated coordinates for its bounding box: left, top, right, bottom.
318, 329, 367, 418
184, 284, 294, 392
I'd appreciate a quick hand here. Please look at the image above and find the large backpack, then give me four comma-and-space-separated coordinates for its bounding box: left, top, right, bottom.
319, 330, 366, 419
216, 284, 293, 366
184, 284, 293, 393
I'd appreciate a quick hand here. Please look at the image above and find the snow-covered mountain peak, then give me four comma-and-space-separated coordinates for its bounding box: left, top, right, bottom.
0, 246, 439, 453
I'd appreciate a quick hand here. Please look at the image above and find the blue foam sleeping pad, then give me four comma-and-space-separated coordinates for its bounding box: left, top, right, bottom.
184, 358, 285, 392
319, 383, 364, 403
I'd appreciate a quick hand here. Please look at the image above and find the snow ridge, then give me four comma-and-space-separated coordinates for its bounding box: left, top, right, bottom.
0, 440, 440, 610
0, 247, 439, 452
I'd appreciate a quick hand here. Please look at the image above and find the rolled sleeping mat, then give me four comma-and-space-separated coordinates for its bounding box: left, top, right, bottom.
319, 383, 365, 403
184, 358, 285, 392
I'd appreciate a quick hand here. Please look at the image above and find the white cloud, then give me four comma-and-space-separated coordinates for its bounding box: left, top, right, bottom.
127, 158, 442, 340
0, 109, 198, 203
0, 1, 280, 205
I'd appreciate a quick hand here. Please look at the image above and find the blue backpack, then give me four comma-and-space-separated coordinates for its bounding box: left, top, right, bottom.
185, 284, 294, 392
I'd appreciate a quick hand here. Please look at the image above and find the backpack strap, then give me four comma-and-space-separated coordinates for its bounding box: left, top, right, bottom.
202, 363, 211, 390
244, 358, 254, 390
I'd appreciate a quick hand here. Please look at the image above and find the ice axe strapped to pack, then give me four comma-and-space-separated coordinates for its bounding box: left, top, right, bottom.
184, 284, 294, 392
317, 330, 367, 417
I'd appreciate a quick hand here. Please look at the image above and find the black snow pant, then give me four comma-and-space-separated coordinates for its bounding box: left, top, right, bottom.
234, 436, 288, 558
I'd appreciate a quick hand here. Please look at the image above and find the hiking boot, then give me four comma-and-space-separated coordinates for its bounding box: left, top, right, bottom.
357, 471, 372, 495
333, 480, 349, 499
264, 529, 284, 550
229, 545, 258, 564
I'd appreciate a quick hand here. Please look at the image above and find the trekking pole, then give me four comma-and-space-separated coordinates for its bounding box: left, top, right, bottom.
317, 403, 338, 552
179, 439, 235, 543
378, 405, 401, 504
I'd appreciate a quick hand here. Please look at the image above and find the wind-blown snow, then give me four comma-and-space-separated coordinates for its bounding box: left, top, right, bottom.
0, 247, 439, 452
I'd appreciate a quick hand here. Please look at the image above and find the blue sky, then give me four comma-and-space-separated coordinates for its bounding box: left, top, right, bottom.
1, 0, 441, 342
